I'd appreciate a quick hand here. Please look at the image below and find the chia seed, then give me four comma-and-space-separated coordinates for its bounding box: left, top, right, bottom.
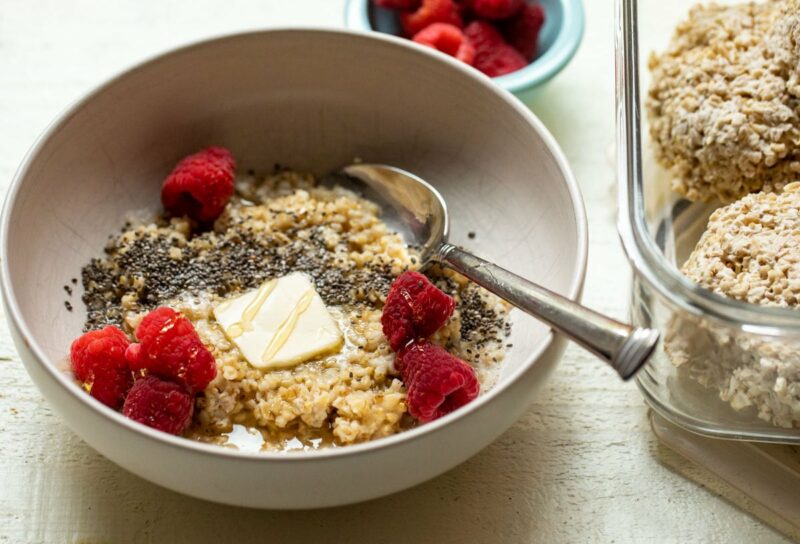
457, 287, 507, 347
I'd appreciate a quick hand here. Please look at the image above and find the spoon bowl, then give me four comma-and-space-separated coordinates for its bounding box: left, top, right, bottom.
330, 165, 448, 263
342, 163, 660, 380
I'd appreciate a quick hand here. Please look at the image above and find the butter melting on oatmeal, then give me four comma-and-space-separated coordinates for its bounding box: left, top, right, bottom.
213, 272, 344, 369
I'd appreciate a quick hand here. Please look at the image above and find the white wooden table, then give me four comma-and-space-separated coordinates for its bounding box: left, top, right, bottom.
0, 1, 790, 542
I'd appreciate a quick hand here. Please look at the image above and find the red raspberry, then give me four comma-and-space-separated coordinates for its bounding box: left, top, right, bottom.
501, 3, 545, 61
462, 0, 523, 20
381, 271, 456, 351
70, 326, 132, 409
397, 341, 479, 422
161, 146, 236, 223
400, 0, 463, 37
413, 23, 476, 65
374, 0, 421, 9
125, 307, 216, 393
122, 376, 194, 435
464, 21, 528, 77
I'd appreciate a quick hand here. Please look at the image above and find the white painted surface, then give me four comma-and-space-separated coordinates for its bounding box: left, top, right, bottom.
0, 1, 790, 542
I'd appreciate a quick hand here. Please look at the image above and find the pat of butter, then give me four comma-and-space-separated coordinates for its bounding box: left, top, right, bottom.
213, 272, 343, 370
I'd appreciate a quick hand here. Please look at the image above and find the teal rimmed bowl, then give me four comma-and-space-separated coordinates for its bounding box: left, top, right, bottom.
344, 0, 584, 97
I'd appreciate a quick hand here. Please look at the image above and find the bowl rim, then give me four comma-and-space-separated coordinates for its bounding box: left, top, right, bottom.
343, 0, 585, 92
0, 27, 588, 462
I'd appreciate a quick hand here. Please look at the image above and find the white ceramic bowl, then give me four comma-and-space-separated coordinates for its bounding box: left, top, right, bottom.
1, 28, 586, 509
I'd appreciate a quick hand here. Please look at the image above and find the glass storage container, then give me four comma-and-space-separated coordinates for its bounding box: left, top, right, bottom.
616, 0, 800, 443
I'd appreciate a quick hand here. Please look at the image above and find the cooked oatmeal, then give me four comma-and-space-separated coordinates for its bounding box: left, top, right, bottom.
647, 0, 800, 203
79, 170, 511, 450
680, 182, 800, 307
665, 184, 800, 428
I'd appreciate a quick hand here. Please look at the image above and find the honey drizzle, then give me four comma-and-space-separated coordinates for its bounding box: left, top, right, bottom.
261, 290, 315, 363
225, 279, 278, 339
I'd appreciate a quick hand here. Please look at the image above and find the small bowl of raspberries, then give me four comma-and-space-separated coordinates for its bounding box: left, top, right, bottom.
344, 0, 584, 97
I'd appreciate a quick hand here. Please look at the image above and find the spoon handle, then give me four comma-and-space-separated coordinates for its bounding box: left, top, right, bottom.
436, 243, 658, 380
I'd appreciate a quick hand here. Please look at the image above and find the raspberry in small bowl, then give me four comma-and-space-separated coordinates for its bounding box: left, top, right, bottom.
344, 0, 584, 99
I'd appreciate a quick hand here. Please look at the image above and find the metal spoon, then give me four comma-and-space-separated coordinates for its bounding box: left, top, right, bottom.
335, 164, 659, 380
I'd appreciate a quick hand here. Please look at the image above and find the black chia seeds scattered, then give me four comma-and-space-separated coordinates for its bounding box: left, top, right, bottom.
63, 285, 72, 296
81, 223, 397, 331
467, 231, 476, 239
79, 175, 511, 351
455, 285, 508, 347
64, 301, 73, 311
80, 188, 399, 330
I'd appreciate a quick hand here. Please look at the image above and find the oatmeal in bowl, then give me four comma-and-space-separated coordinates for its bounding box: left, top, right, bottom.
72, 146, 511, 451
